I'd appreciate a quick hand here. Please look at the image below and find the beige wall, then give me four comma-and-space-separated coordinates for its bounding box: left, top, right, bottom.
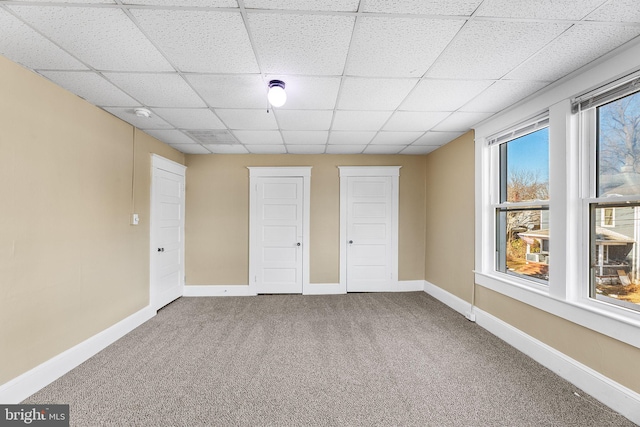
0, 55, 184, 385
424, 132, 475, 302
185, 154, 426, 285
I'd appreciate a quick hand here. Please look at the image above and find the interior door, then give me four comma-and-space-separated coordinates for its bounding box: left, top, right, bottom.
253, 177, 304, 294
151, 158, 185, 310
346, 176, 395, 292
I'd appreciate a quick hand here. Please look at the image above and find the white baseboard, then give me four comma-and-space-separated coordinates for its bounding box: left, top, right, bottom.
182, 285, 257, 297
304, 283, 345, 295
422, 280, 640, 425
0, 305, 156, 404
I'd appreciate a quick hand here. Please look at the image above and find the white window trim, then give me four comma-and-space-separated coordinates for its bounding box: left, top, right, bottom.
474, 39, 640, 350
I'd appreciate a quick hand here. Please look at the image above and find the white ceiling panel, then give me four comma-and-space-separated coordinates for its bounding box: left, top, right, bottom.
0, 9, 88, 71
286, 145, 327, 154
362, 0, 483, 16
282, 131, 329, 145
152, 108, 226, 129
216, 109, 278, 129
104, 73, 206, 108
505, 24, 640, 82
244, 0, 359, 12
427, 20, 570, 80
477, 0, 604, 20
369, 132, 424, 145
268, 76, 341, 110
203, 144, 249, 154
400, 79, 493, 111
248, 13, 355, 75
332, 111, 392, 131
413, 131, 465, 146
337, 78, 418, 110
170, 143, 211, 154
104, 107, 173, 129
185, 74, 266, 109
327, 131, 376, 145
143, 129, 199, 144
346, 17, 465, 77
587, 0, 640, 23
401, 145, 439, 155
363, 145, 404, 154
432, 112, 493, 132
245, 145, 287, 154
131, 9, 258, 73
232, 130, 283, 145
40, 71, 138, 106
460, 80, 549, 113
124, 0, 237, 6
9, 6, 173, 72
325, 145, 366, 154
383, 111, 450, 131
275, 110, 333, 130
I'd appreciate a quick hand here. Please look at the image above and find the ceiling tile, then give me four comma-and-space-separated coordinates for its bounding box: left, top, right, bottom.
346, 17, 465, 77
104, 73, 205, 108
362, 0, 483, 15
369, 132, 423, 145
332, 111, 392, 131
431, 112, 493, 132
587, 0, 640, 22
40, 71, 138, 106
327, 131, 376, 145
286, 145, 327, 154
400, 145, 438, 155
400, 79, 494, 111
216, 109, 278, 129
152, 108, 226, 129
170, 143, 211, 154
245, 145, 287, 154
9, 6, 173, 72
104, 107, 173, 129
244, 0, 359, 11
143, 129, 199, 144
460, 81, 549, 113
131, 9, 258, 73
0, 9, 88, 71
232, 130, 283, 145
413, 131, 465, 146
363, 145, 404, 154
275, 110, 333, 130
267, 76, 341, 110
326, 145, 366, 154
426, 20, 570, 80
248, 13, 354, 75
337, 78, 418, 110
125, 0, 237, 6
505, 24, 640, 82
203, 144, 249, 154
186, 74, 266, 109
383, 111, 450, 131
477, 0, 604, 20
282, 131, 329, 145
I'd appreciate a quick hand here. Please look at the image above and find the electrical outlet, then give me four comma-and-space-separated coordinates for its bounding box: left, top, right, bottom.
131, 213, 139, 225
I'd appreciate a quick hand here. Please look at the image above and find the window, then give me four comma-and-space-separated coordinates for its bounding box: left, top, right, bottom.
587, 89, 640, 311
493, 124, 550, 283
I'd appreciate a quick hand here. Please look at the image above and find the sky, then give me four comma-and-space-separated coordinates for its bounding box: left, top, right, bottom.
507, 127, 550, 182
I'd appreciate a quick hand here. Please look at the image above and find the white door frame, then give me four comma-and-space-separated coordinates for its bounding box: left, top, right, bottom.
339, 166, 401, 293
248, 167, 311, 294
150, 154, 186, 310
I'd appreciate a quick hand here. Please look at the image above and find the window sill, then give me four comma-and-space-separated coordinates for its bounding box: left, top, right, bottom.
474, 271, 640, 349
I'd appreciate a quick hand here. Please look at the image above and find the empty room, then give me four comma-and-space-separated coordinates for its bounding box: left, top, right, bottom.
1, 0, 640, 425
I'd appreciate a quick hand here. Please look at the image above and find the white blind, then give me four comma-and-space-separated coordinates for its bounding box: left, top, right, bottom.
486, 113, 549, 146
571, 70, 640, 113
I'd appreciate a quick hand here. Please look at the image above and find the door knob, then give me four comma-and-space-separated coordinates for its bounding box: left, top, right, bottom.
157, 248, 165, 252
296, 242, 301, 246
348, 240, 353, 244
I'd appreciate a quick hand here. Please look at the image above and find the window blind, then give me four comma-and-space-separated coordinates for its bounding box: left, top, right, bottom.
571, 70, 640, 113
486, 113, 549, 146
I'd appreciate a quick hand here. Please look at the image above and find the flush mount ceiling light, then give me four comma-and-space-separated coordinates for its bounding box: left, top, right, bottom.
134, 108, 151, 118
267, 80, 286, 107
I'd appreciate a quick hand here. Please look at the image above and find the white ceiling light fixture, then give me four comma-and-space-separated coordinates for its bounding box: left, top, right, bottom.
267, 80, 286, 107
134, 108, 151, 118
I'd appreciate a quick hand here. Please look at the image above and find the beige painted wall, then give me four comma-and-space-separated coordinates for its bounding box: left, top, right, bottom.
424, 132, 475, 302
185, 154, 426, 285
0, 55, 184, 385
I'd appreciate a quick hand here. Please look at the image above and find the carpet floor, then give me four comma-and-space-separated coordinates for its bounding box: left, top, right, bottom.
24, 292, 636, 426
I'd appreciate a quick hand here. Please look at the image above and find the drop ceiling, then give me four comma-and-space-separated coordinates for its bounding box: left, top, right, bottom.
1, 0, 639, 155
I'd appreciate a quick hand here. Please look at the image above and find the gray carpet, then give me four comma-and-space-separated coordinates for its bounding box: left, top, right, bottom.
24, 292, 635, 426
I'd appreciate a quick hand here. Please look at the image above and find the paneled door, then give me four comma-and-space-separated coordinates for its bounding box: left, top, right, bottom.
339, 167, 400, 292
150, 155, 186, 310
250, 169, 310, 294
